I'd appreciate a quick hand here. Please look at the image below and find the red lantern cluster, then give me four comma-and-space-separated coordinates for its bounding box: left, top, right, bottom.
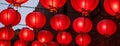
73, 17, 92, 46
71, 0, 96, 46
1, 0, 119, 46
6, 0, 28, 6
104, 0, 120, 18
40, 0, 66, 12
0, 27, 14, 41
14, 40, 27, 46
56, 32, 72, 45
37, 30, 53, 43
19, 28, 35, 42
73, 17, 92, 33
26, 11, 46, 29
0, 7, 21, 46
0, 8, 21, 27
76, 34, 91, 46
50, 14, 70, 31
97, 19, 117, 37
71, 0, 99, 13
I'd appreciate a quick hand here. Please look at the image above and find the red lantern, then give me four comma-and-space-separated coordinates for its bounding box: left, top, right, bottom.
26, 11, 46, 29
104, 0, 120, 18
97, 19, 117, 37
40, 0, 66, 12
0, 27, 14, 40
76, 34, 91, 46
14, 40, 27, 46
50, 14, 70, 31
19, 27, 35, 41
0, 8, 21, 27
0, 40, 11, 46
37, 30, 53, 43
6, 0, 28, 6
32, 41, 44, 46
48, 41, 59, 46
71, 0, 99, 13
73, 17, 92, 33
57, 32, 72, 45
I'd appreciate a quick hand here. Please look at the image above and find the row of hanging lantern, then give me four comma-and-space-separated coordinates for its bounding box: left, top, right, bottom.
0, 0, 119, 46
50, 14, 72, 45
72, 0, 97, 46
0, 6, 21, 46
0, 0, 27, 46
4, 0, 120, 18
73, 17, 92, 46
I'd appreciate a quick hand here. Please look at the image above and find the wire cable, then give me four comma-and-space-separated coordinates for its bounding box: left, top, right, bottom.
0, 3, 45, 9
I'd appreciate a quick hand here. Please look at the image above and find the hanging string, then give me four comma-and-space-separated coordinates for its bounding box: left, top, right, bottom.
0, 3, 44, 9
7, 3, 12, 42
34, 11, 38, 41
7, 6, 9, 27
7, 4, 14, 27
18, 24, 26, 26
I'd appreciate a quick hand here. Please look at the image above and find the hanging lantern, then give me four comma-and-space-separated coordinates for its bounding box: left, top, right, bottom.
73, 17, 92, 33
76, 34, 91, 46
40, 0, 66, 12
50, 14, 70, 31
71, 0, 99, 16
0, 27, 14, 40
19, 27, 35, 42
56, 32, 72, 45
104, 0, 120, 18
6, 0, 28, 6
0, 40, 11, 46
26, 11, 46, 29
0, 8, 21, 27
14, 40, 27, 46
97, 19, 117, 37
37, 30, 53, 43
48, 41, 59, 46
32, 41, 44, 46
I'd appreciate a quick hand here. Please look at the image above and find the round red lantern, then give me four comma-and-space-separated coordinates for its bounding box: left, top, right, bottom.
50, 14, 70, 31
76, 34, 91, 46
0, 27, 14, 40
56, 32, 72, 45
97, 19, 117, 37
48, 41, 59, 46
73, 17, 92, 33
40, 0, 66, 12
0, 8, 21, 27
37, 30, 53, 43
71, 0, 99, 14
14, 40, 27, 46
0, 40, 11, 46
104, 0, 120, 18
19, 27, 35, 41
26, 11, 46, 29
6, 0, 28, 6
32, 41, 44, 46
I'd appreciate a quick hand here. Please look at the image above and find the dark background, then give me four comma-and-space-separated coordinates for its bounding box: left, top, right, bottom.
13, 0, 120, 46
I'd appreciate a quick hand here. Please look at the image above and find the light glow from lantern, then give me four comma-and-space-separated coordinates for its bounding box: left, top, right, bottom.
112, 3, 119, 12
82, 1, 85, 8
